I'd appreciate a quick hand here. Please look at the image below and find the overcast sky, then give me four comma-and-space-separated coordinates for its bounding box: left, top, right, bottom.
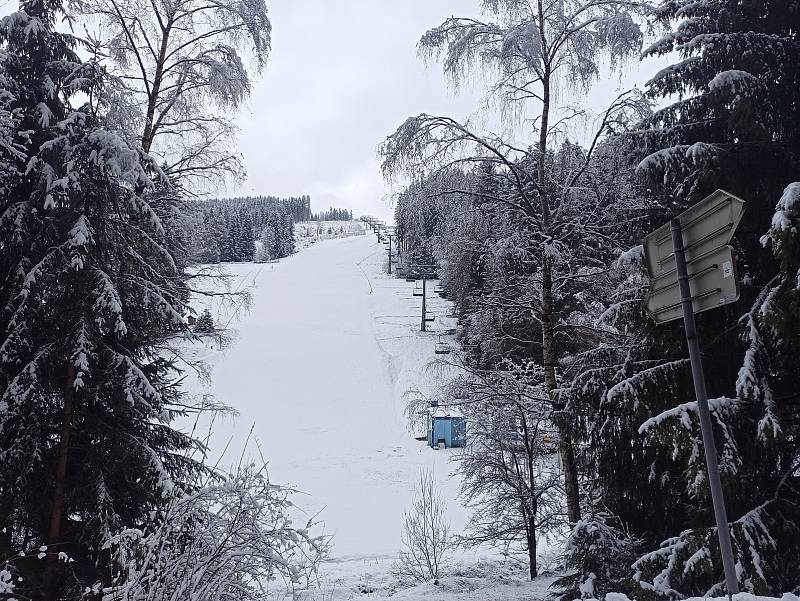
0, 0, 668, 220
231, 1, 668, 221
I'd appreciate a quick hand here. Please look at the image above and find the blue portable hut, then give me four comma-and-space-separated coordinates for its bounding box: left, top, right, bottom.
429, 408, 466, 449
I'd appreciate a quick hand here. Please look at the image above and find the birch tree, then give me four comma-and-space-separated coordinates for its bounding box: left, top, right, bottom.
394, 470, 452, 583
72, 0, 271, 184
383, 89, 650, 525
449, 362, 564, 579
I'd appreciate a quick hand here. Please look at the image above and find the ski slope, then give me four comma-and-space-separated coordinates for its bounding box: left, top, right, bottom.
186, 233, 467, 561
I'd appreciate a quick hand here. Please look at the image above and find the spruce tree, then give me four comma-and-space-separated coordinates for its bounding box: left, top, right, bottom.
609, 0, 800, 595
194, 309, 215, 334
240, 211, 255, 261
221, 212, 239, 262
281, 211, 295, 256
0, 0, 202, 596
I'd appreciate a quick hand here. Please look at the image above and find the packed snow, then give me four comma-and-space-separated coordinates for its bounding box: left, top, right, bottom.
185, 234, 464, 554
179, 234, 563, 598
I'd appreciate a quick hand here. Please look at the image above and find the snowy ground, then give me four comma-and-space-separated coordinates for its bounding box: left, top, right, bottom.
181, 235, 561, 599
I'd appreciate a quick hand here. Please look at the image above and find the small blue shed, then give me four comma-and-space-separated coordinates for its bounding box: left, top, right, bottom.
429, 410, 466, 449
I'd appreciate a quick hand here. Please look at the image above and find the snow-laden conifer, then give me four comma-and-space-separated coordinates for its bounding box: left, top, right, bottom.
628, 0, 800, 595
0, 0, 203, 595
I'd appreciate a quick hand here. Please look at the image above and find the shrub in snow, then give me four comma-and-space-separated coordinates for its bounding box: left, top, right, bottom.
102, 462, 328, 601
394, 470, 452, 583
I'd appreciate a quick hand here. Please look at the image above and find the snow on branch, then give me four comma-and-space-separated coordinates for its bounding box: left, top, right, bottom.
606, 359, 688, 406
418, 18, 505, 87
102, 462, 327, 600
736, 282, 782, 443
761, 182, 800, 262
708, 69, 757, 94
614, 244, 644, 268
637, 144, 699, 180
638, 397, 736, 435
632, 492, 792, 598
92, 267, 127, 336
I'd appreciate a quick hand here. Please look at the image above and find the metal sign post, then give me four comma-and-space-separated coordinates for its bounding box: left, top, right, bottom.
643, 189, 745, 598
670, 219, 739, 598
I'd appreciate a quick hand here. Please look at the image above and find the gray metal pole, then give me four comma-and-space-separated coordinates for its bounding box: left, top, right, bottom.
388, 235, 393, 275
670, 219, 739, 598
421, 276, 427, 332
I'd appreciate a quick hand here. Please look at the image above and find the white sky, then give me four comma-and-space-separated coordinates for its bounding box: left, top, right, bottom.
0, 0, 669, 221
231, 1, 669, 221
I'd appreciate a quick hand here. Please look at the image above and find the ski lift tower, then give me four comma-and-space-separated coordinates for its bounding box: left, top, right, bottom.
385, 232, 396, 274
410, 263, 437, 332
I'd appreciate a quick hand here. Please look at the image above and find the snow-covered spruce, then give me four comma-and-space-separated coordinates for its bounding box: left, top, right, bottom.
1, 0, 202, 595
630, 0, 800, 595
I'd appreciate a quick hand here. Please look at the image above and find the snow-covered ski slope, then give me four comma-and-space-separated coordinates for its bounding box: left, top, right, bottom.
181, 236, 800, 601
188, 233, 467, 559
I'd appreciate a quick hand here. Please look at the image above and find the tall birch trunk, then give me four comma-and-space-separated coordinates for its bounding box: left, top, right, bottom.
537, 60, 582, 524
141, 25, 171, 154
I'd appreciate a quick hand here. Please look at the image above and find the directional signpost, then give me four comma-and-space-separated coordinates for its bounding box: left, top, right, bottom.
644, 189, 745, 322
643, 189, 745, 598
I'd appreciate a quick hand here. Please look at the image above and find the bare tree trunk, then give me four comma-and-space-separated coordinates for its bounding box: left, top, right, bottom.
521, 412, 539, 580
541, 261, 581, 523
46, 363, 76, 601
560, 436, 581, 522
528, 515, 538, 580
